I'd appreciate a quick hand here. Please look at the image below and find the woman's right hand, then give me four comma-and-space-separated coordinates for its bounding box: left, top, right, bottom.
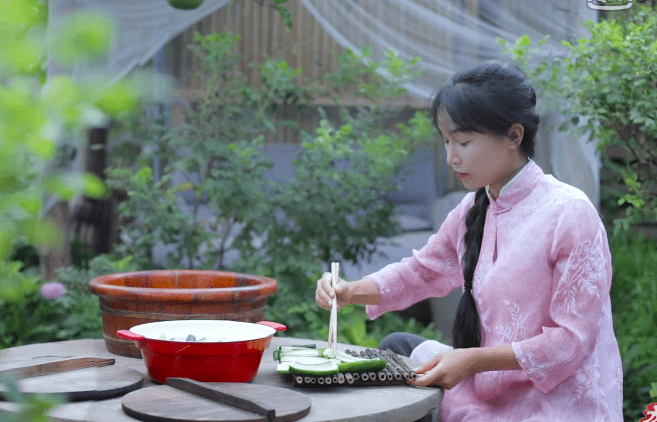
315, 272, 350, 310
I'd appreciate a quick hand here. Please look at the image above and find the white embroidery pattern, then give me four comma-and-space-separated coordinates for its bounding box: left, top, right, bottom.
472, 270, 493, 334
553, 230, 603, 317
572, 348, 602, 405
496, 300, 531, 344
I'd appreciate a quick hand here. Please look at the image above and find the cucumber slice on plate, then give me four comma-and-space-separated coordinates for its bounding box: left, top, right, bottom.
279, 349, 324, 358
279, 356, 331, 365
321, 349, 364, 362
288, 362, 339, 376
274, 346, 324, 361
276, 362, 291, 374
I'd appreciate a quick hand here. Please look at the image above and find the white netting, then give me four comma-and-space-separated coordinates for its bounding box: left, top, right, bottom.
48, 0, 601, 207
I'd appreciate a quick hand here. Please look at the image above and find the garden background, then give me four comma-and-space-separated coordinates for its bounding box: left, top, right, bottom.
1, 0, 656, 421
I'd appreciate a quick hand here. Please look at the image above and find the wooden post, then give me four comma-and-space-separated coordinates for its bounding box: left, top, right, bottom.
85, 127, 113, 255
39, 201, 70, 281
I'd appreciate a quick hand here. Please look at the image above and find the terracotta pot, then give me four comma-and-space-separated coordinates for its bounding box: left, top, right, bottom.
88, 270, 278, 358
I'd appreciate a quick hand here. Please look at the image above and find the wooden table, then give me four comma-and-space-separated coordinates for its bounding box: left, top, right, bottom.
0, 338, 442, 422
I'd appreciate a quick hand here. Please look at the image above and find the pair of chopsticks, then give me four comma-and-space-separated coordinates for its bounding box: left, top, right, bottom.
327, 262, 339, 357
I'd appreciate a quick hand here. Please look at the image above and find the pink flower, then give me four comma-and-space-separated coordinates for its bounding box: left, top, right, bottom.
40, 282, 66, 300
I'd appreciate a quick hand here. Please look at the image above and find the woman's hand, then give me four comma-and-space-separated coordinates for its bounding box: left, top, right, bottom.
408, 348, 475, 389
315, 272, 351, 310
315, 274, 380, 309
408, 345, 521, 389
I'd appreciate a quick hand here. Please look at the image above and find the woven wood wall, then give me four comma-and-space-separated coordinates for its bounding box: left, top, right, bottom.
165, 0, 434, 142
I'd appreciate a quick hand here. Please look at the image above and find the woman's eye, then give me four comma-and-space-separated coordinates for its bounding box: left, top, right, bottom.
460, 142, 470, 147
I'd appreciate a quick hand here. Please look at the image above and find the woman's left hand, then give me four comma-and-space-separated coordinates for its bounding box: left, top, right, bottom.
407, 348, 475, 389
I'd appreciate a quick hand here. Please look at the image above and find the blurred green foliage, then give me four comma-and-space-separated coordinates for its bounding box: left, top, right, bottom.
0, 0, 143, 420
0, 0, 142, 300
609, 235, 657, 420
0, 376, 64, 422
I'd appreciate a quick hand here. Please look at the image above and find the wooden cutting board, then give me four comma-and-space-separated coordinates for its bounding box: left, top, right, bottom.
0, 358, 143, 401
122, 383, 312, 422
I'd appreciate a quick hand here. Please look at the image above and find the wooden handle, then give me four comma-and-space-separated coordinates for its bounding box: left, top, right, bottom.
165, 378, 276, 422
116, 330, 146, 341
256, 321, 287, 331
0, 357, 115, 379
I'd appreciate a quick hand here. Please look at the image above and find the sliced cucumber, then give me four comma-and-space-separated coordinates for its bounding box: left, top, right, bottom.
279, 346, 321, 353
275, 346, 387, 375
280, 356, 331, 365
321, 349, 365, 362
279, 349, 324, 358
337, 358, 387, 372
275, 346, 324, 361
288, 362, 339, 376
276, 362, 291, 374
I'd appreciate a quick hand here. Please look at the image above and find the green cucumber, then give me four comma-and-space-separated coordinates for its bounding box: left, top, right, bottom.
288, 362, 339, 376
337, 358, 387, 372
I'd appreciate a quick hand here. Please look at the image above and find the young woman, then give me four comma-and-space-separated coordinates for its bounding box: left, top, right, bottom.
315, 61, 623, 421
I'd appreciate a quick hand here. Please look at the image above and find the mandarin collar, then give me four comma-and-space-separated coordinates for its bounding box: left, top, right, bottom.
485, 159, 543, 214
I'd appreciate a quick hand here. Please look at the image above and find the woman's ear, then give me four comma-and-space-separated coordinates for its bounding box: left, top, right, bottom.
507, 123, 525, 149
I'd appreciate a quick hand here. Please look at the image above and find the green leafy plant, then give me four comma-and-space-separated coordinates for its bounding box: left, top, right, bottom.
231, 47, 432, 286
108, 31, 303, 270
609, 235, 657, 419
499, 7, 657, 237
106, 166, 193, 270
0, 254, 137, 350
0, 279, 102, 349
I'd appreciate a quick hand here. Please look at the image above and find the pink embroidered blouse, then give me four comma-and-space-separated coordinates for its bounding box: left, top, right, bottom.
365, 160, 623, 421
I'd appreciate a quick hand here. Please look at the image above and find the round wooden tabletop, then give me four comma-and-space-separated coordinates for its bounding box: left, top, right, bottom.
0, 338, 442, 422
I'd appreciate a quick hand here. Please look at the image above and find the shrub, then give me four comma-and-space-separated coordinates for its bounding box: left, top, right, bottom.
0, 283, 102, 349
0, 254, 139, 349
499, 6, 657, 237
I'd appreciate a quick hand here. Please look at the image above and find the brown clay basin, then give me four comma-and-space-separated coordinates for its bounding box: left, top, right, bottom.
88, 270, 278, 358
